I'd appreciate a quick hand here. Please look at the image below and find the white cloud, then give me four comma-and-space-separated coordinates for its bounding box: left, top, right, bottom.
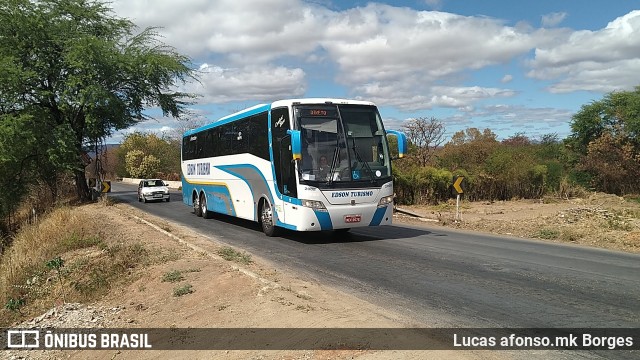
109, 1, 640, 115
111, 0, 325, 62
185, 64, 307, 103
111, 1, 538, 111
355, 82, 516, 111
501, 74, 513, 83
541, 12, 567, 27
321, 5, 539, 110
528, 10, 640, 93
458, 104, 574, 136
324, 5, 535, 83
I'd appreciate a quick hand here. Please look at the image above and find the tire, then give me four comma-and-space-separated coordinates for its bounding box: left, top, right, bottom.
142, 196, 147, 203
260, 200, 279, 237
193, 193, 202, 217
166, 197, 170, 202
201, 193, 213, 219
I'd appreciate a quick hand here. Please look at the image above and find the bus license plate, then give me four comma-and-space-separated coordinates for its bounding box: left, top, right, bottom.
344, 215, 361, 223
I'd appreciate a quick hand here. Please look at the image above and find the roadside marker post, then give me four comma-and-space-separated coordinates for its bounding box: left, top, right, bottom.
101, 180, 111, 193
452, 176, 465, 222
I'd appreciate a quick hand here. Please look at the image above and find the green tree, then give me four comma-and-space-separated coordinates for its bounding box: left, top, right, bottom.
117, 132, 180, 179
0, 0, 195, 206
568, 87, 640, 194
438, 128, 499, 171
125, 150, 160, 178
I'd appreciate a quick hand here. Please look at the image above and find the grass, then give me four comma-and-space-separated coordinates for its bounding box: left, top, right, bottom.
537, 228, 560, 240
217, 246, 253, 265
560, 228, 583, 242
4, 298, 25, 314
623, 195, 640, 204
162, 270, 185, 283
606, 217, 633, 231
173, 284, 194, 297
99, 196, 117, 206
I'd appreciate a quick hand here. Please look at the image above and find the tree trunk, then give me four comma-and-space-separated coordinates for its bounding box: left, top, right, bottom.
74, 168, 91, 201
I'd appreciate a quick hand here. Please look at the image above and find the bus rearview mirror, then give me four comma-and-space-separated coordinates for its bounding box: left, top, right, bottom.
385, 129, 407, 159
288, 129, 302, 161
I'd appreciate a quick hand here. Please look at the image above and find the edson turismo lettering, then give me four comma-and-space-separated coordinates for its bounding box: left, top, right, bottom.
186, 162, 211, 176
331, 191, 374, 198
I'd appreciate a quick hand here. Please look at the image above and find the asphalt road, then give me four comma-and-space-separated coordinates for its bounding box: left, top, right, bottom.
111, 182, 640, 330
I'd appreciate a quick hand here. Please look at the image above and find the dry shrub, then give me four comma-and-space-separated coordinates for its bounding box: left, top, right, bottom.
0, 204, 150, 326
2, 176, 76, 237
0, 206, 124, 325
559, 228, 584, 242
558, 178, 589, 199
0, 207, 97, 303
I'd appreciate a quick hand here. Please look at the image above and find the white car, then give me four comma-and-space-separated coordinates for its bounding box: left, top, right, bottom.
137, 179, 170, 202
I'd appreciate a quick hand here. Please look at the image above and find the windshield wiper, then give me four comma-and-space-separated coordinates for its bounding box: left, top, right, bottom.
327, 146, 340, 185
350, 136, 375, 183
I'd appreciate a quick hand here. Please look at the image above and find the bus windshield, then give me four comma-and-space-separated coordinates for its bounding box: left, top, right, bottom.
296, 104, 391, 187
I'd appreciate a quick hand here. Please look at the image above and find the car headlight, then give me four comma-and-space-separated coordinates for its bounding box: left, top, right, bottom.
378, 195, 394, 207
301, 199, 327, 212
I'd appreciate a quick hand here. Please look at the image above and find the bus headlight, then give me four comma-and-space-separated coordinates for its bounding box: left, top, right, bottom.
378, 195, 394, 207
301, 199, 327, 212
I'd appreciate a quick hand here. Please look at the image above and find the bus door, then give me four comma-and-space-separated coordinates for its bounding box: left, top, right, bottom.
271, 107, 297, 223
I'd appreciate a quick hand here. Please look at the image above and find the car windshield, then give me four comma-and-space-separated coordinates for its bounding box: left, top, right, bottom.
144, 180, 164, 187
296, 104, 391, 187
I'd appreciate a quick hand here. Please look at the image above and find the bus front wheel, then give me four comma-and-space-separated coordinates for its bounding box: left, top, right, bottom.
260, 200, 279, 237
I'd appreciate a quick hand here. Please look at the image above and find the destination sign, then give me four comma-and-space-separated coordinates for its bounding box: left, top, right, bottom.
299, 108, 338, 118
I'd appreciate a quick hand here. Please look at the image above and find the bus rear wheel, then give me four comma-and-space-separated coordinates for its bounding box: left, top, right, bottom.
260, 200, 279, 237
193, 194, 202, 217
201, 193, 213, 219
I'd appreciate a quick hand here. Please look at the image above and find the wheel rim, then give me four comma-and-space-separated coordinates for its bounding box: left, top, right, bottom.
261, 202, 273, 230
193, 196, 199, 212
201, 195, 207, 215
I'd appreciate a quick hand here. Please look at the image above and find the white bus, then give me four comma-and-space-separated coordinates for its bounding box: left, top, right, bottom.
181, 98, 406, 236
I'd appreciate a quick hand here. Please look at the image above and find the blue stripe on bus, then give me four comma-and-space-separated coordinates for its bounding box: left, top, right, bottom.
277, 222, 297, 230
314, 210, 333, 230
207, 188, 235, 215
182, 181, 236, 216
216, 164, 269, 222
369, 206, 388, 226
216, 164, 294, 228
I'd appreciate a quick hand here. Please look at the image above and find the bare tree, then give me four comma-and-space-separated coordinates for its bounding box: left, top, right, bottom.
168, 117, 207, 141
403, 117, 446, 166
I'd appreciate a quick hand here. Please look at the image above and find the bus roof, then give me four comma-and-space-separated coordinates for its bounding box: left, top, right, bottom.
271, 98, 376, 108
183, 98, 377, 137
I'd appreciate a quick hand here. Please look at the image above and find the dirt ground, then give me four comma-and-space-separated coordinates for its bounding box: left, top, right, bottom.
6, 193, 639, 359
396, 192, 640, 254
5, 202, 499, 360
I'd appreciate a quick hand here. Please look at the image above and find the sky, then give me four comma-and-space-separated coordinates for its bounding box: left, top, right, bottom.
108, 0, 640, 143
